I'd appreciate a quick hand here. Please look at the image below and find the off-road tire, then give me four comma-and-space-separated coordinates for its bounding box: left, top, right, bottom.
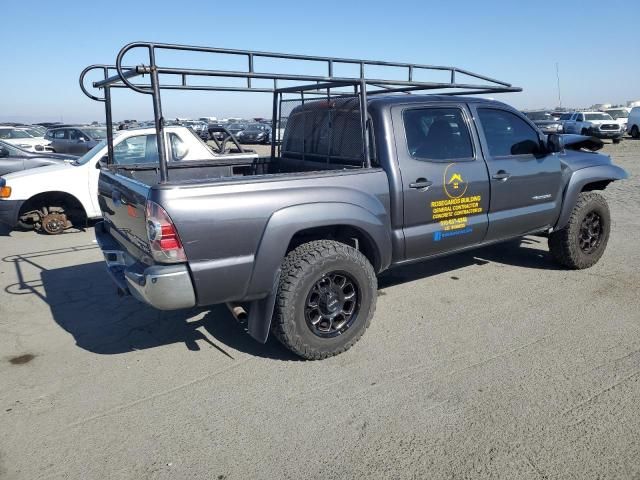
548, 191, 610, 269
272, 240, 377, 360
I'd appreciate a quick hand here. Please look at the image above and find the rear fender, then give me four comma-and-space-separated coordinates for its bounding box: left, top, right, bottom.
555, 165, 628, 230
245, 202, 391, 343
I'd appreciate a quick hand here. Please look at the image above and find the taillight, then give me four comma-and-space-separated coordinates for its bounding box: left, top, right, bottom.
145, 200, 187, 263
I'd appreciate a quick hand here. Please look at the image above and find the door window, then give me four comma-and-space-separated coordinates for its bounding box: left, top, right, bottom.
403, 107, 473, 161
477, 109, 541, 157
53, 129, 67, 139
68, 129, 85, 141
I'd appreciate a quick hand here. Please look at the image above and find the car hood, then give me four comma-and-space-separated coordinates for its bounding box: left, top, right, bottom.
29, 153, 77, 161
1, 161, 77, 182
4, 138, 51, 146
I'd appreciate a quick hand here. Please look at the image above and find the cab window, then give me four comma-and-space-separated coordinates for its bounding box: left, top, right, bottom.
403, 107, 474, 161
477, 108, 541, 157
112, 134, 186, 165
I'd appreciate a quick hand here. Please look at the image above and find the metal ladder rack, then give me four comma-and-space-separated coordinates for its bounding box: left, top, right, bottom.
80, 41, 522, 183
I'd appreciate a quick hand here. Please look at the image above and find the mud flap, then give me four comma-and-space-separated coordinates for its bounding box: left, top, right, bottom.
247, 269, 281, 343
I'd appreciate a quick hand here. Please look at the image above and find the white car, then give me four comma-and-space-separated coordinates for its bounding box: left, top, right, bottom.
626, 107, 640, 139
603, 107, 631, 132
0, 126, 53, 152
0, 126, 257, 234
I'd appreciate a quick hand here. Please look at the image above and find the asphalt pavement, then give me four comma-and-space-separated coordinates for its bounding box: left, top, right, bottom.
1, 140, 639, 479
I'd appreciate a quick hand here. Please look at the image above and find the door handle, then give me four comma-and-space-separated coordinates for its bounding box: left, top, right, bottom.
492, 170, 511, 181
409, 178, 433, 190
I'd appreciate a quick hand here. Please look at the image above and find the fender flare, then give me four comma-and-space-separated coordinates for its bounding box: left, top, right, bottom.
555, 164, 627, 230
245, 202, 392, 343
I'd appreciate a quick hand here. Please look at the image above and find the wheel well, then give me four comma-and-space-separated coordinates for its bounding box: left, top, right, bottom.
581, 180, 611, 192
287, 225, 380, 271
19, 191, 87, 223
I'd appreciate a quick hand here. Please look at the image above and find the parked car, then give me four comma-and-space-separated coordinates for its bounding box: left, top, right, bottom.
0, 126, 54, 152
625, 107, 640, 139
561, 111, 624, 143
523, 111, 564, 134
93, 95, 627, 360
603, 107, 631, 132
0, 127, 257, 234
0, 141, 76, 176
180, 120, 209, 140
226, 123, 248, 136
236, 123, 271, 144
44, 126, 107, 154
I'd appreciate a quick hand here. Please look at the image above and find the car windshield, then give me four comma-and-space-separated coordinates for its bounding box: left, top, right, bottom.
74, 139, 107, 165
0, 128, 32, 139
559, 113, 572, 120
20, 128, 41, 137
585, 113, 612, 121
83, 128, 107, 140
606, 110, 628, 119
0, 141, 24, 155
245, 125, 266, 132
524, 112, 551, 121
229, 123, 247, 130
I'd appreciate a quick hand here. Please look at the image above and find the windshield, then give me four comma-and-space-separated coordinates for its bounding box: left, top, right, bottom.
0, 128, 32, 139
559, 113, 572, 120
228, 123, 247, 130
606, 110, 628, 119
83, 128, 107, 140
524, 112, 551, 121
585, 113, 612, 121
75, 139, 107, 165
245, 124, 267, 132
0, 141, 24, 155
20, 128, 41, 137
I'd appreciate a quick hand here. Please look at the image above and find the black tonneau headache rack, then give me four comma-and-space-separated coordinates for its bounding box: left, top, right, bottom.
79, 41, 521, 183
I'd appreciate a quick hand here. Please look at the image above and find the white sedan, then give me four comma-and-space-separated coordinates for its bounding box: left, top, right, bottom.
0, 126, 53, 152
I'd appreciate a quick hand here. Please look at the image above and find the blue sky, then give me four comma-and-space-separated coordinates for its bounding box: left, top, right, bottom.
1, 0, 637, 123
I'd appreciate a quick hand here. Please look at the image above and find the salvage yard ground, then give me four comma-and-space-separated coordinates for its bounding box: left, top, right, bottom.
1, 140, 639, 479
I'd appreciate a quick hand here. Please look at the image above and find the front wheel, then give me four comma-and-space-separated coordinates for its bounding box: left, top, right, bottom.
272, 240, 377, 360
548, 192, 610, 269
613, 138, 621, 144
631, 126, 640, 139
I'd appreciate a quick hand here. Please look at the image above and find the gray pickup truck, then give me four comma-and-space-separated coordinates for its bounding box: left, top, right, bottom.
86, 43, 627, 360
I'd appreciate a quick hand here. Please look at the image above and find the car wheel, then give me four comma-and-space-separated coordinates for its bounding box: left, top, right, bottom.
632, 126, 640, 139
271, 240, 377, 360
581, 128, 589, 135
613, 138, 621, 144
548, 192, 610, 269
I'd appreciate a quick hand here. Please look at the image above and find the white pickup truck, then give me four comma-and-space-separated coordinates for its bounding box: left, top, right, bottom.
0, 126, 256, 234
561, 111, 624, 143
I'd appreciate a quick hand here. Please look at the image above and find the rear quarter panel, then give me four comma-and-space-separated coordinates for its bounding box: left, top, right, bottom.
151, 169, 391, 305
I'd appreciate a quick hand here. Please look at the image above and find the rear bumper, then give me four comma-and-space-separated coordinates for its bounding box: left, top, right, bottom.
0, 199, 24, 229
95, 222, 196, 310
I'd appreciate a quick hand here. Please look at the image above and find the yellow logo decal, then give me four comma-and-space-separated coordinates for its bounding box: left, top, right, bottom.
443, 164, 468, 198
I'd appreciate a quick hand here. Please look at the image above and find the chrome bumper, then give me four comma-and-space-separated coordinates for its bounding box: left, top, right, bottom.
95, 222, 196, 310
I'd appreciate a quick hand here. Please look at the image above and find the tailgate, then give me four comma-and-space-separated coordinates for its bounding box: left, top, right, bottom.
97, 170, 152, 263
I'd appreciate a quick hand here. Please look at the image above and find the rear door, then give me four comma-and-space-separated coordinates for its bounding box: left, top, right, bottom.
392, 103, 490, 260
472, 106, 563, 242
50, 129, 70, 153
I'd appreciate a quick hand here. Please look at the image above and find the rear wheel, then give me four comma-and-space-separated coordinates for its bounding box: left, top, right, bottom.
548, 192, 610, 269
272, 240, 377, 360
581, 128, 589, 135
631, 125, 640, 139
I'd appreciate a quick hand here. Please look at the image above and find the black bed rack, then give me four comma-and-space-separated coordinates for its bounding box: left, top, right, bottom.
80, 41, 522, 183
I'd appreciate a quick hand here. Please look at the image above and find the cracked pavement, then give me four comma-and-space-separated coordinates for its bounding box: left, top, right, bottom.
1, 141, 639, 479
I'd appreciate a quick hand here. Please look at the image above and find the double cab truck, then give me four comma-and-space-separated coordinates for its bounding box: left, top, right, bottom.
77, 43, 627, 360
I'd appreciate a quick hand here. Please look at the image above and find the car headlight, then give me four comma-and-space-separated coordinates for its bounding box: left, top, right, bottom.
237, 131, 244, 136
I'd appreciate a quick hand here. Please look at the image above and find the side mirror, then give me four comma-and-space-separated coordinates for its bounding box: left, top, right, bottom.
0, 147, 9, 158
78, 137, 87, 143
547, 134, 564, 153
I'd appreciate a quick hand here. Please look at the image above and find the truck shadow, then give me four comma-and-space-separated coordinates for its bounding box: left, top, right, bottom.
6, 236, 557, 360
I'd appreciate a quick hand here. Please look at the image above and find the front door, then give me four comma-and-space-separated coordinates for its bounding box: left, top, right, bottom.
471, 106, 563, 242
392, 104, 490, 261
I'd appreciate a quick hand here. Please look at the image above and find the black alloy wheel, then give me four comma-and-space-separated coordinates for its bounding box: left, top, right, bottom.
304, 271, 360, 338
